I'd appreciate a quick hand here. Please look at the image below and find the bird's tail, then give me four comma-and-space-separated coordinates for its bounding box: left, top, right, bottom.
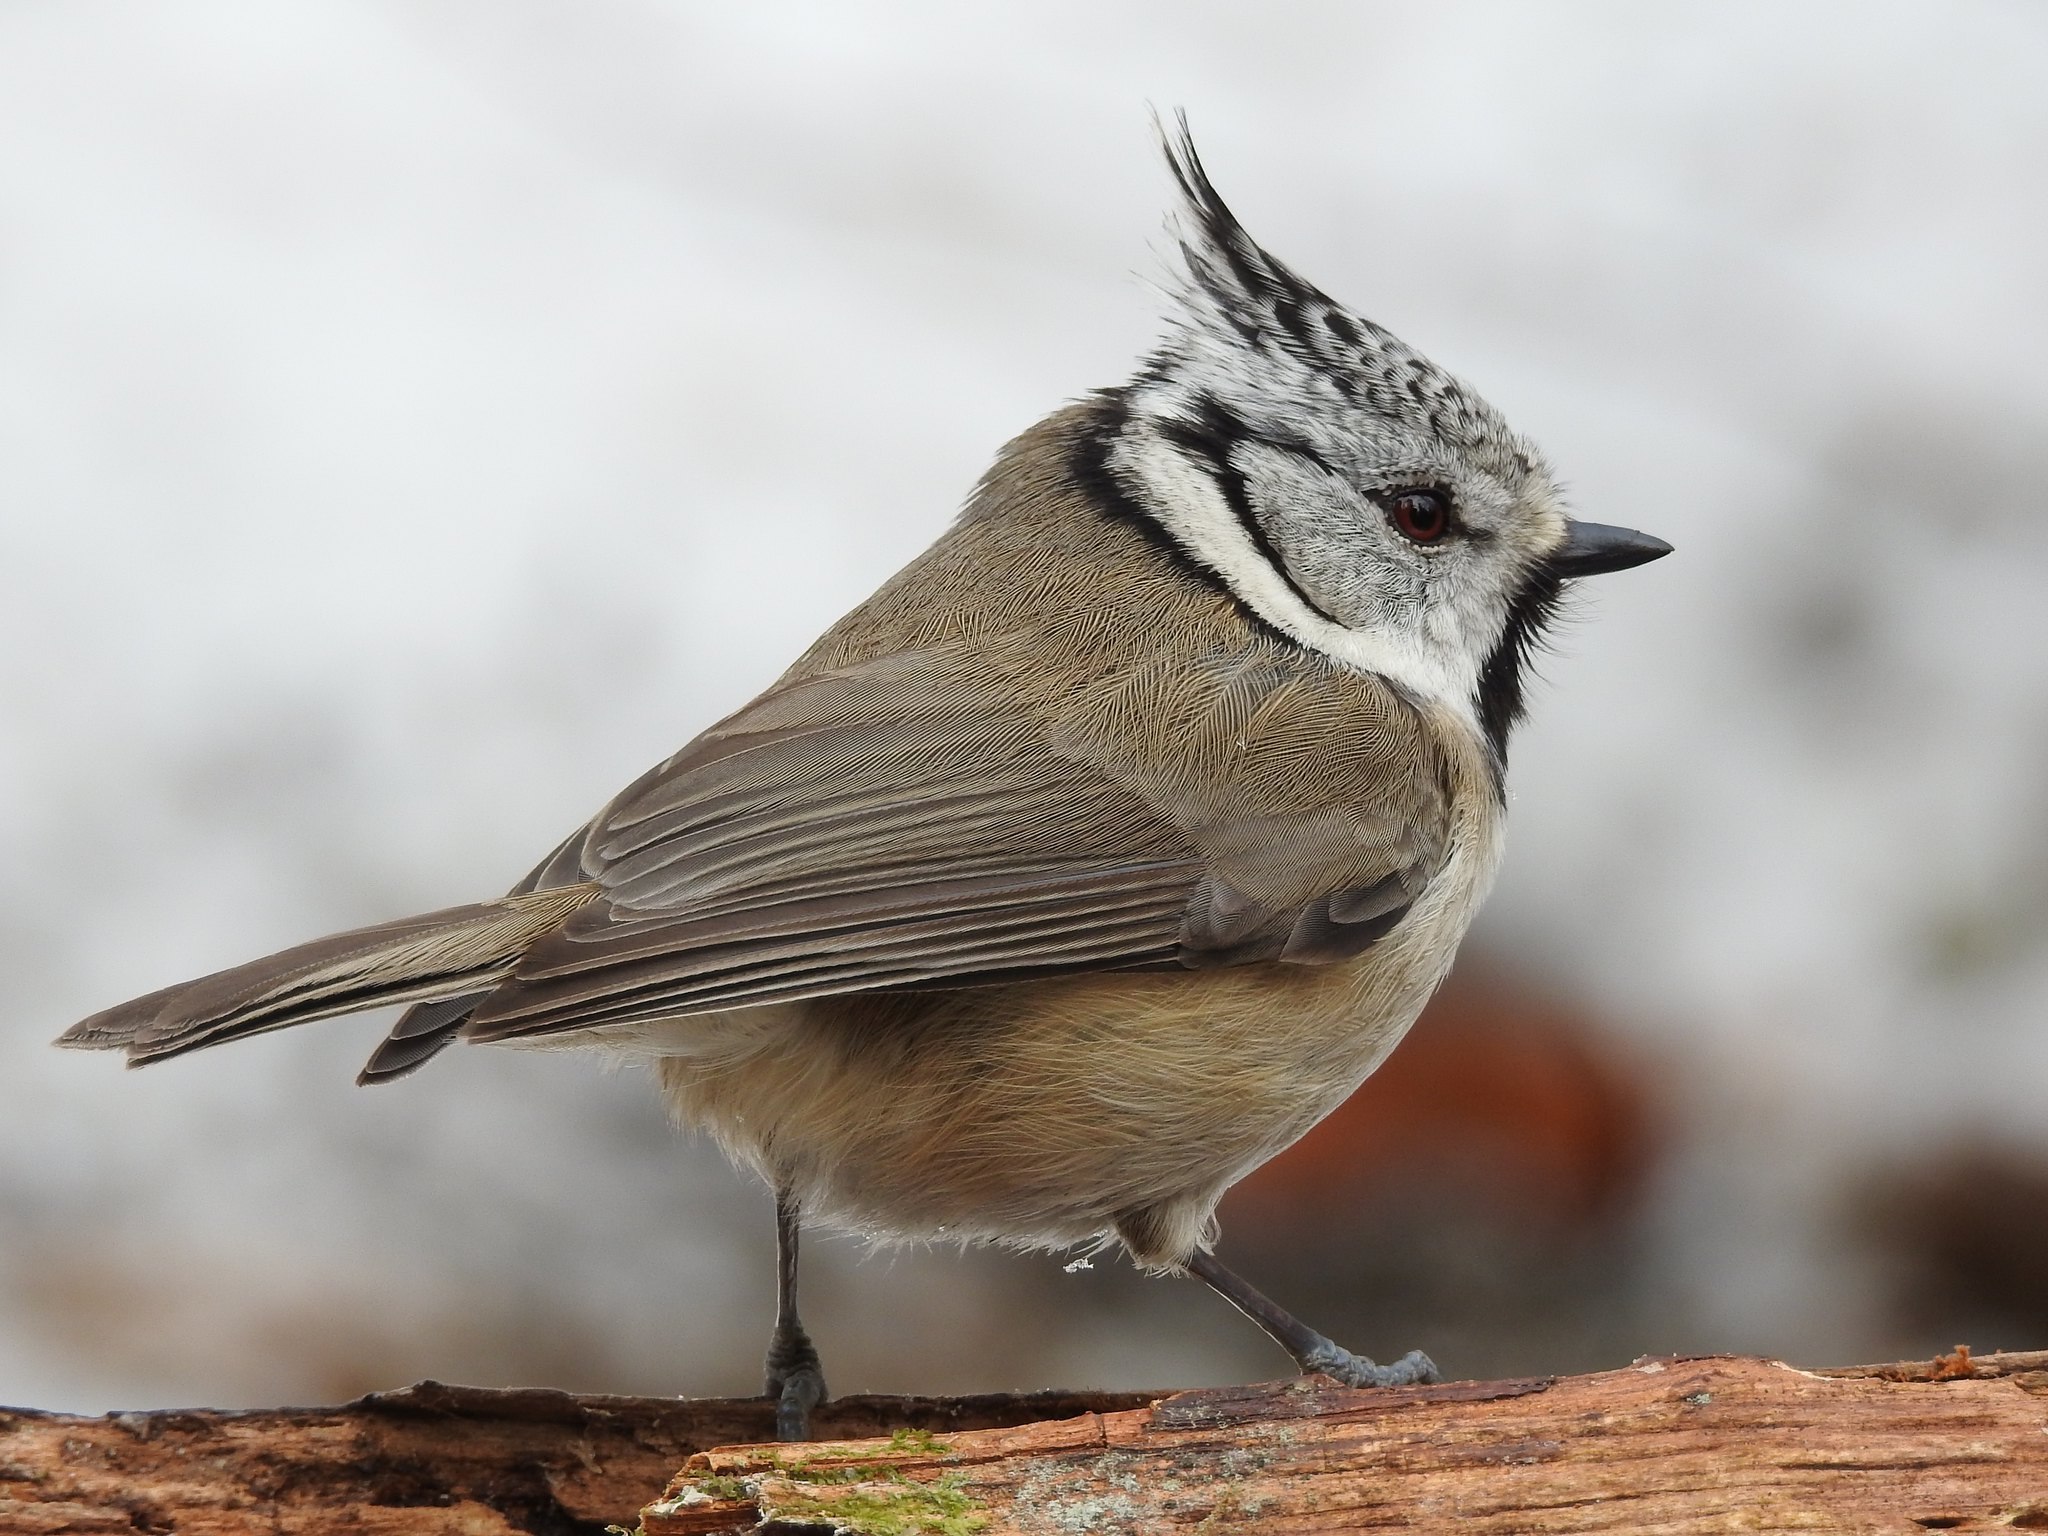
56, 883, 599, 1068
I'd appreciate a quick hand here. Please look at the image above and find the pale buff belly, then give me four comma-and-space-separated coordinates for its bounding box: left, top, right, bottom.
641, 831, 1494, 1268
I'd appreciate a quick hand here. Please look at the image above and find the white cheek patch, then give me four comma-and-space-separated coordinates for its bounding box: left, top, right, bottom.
1110, 432, 1481, 726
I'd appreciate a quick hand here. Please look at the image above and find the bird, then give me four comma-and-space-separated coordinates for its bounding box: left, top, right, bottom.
58, 122, 1670, 1440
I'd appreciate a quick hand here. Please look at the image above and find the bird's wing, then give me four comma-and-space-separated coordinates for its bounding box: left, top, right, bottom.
462, 641, 1454, 1041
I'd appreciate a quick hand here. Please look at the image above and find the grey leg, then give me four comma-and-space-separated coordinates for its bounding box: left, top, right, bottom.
1186, 1249, 1438, 1388
763, 1187, 828, 1441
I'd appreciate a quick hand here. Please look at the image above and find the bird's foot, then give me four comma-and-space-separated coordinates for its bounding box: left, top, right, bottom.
1297, 1339, 1438, 1388
769, 1362, 828, 1441
765, 1326, 829, 1441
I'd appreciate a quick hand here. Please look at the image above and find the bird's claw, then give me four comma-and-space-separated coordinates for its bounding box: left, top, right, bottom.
771, 1363, 828, 1441
1299, 1342, 1439, 1388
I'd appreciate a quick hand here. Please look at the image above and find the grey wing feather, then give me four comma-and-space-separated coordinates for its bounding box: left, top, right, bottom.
1180, 869, 1425, 967
462, 645, 1451, 1043
468, 863, 1196, 1037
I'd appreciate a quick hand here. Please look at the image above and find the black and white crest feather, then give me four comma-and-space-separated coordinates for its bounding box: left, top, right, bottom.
1152, 118, 1537, 482
1091, 117, 1574, 775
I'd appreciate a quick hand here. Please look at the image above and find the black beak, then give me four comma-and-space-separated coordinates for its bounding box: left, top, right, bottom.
1550, 520, 1673, 578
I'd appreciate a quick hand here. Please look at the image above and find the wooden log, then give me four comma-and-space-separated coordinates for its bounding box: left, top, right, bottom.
644, 1350, 2048, 1535
0, 1382, 1152, 1534
3, 1351, 2043, 1534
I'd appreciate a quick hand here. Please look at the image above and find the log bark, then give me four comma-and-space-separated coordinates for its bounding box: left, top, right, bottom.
3, 1351, 2044, 1534
0, 1382, 1151, 1534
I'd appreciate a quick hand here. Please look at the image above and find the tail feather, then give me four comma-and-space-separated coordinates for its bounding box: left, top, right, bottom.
355, 993, 485, 1085
58, 884, 599, 1067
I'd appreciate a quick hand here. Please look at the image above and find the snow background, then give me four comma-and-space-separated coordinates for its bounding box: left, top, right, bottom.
2, 0, 2045, 1410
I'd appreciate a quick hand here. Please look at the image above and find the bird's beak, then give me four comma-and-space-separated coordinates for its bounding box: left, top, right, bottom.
1549, 520, 1673, 578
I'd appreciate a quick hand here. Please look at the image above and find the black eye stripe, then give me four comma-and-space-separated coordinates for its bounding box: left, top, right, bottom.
1150, 396, 1346, 628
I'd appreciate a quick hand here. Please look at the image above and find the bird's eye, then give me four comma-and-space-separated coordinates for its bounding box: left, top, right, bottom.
1384, 488, 1451, 545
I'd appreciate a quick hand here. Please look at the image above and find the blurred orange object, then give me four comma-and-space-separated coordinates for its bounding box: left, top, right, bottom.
1229, 964, 1658, 1236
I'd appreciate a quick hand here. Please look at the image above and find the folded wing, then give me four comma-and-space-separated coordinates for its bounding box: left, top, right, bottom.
459, 642, 1451, 1043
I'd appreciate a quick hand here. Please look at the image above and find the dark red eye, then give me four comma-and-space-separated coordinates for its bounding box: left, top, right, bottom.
1385, 488, 1451, 544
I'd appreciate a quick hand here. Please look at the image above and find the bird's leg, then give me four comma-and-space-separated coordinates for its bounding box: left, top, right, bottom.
763, 1186, 828, 1441
1185, 1249, 1438, 1389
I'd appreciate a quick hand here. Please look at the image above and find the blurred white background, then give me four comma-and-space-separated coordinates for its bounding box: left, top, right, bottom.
3, 1, 2046, 1413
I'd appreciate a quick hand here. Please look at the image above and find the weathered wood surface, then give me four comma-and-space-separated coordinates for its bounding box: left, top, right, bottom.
3, 1351, 2043, 1534
647, 1350, 2048, 1535
0, 1381, 1152, 1534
